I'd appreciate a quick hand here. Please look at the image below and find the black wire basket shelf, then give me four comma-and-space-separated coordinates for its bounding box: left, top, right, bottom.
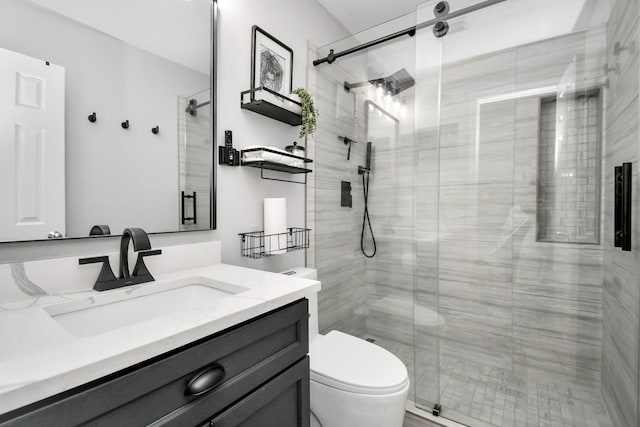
239, 227, 311, 259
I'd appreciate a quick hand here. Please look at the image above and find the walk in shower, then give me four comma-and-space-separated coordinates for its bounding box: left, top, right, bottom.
309, 0, 639, 425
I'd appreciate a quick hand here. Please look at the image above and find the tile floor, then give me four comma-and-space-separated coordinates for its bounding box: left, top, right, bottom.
371, 335, 614, 427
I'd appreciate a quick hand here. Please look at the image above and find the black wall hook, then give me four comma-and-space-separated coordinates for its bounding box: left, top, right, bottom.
121, 120, 129, 129
151, 126, 159, 135
88, 112, 97, 123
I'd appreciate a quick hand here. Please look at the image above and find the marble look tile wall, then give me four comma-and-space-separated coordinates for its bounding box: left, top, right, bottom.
437, 26, 607, 391
437, 47, 518, 373
313, 19, 620, 424
365, 104, 417, 349
601, 0, 640, 425
511, 97, 605, 389
413, 62, 443, 408
310, 59, 368, 337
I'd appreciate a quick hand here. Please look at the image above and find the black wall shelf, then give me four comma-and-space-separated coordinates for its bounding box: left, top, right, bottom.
241, 87, 302, 126
241, 147, 312, 184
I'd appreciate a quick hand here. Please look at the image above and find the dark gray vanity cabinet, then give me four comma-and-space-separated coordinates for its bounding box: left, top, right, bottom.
0, 299, 310, 427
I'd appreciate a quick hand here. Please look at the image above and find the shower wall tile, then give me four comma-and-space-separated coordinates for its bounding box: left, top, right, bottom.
365, 124, 417, 347
606, 12, 639, 121
437, 27, 607, 396
438, 48, 517, 374
414, 123, 441, 404
512, 326, 601, 374
516, 26, 607, 92
601, 0, 640, 425
604, 93, 640, 178
440, 48, 517, 107
439, 140, 514, 186
312, 63, 368, 338
511, 94, 605, 390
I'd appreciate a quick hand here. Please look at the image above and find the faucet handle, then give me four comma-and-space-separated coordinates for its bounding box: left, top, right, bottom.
132, 249, 162, 279
79, 256, 118, 291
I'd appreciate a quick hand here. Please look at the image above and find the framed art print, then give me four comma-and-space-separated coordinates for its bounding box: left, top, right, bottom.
251, 25, 293, 97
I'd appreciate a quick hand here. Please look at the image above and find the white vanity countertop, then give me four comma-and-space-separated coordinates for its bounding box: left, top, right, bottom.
0, 263, 320, 415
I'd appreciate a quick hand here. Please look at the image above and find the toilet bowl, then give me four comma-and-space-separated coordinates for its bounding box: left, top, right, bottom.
281, 268, 409, 427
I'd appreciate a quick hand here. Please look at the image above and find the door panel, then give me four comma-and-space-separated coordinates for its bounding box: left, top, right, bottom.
0, 47, 65, 241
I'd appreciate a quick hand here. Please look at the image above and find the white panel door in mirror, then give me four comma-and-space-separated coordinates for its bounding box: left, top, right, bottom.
0, 47, 65, 241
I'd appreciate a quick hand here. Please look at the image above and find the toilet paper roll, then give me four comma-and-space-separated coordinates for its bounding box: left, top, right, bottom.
264, 198, 287, 255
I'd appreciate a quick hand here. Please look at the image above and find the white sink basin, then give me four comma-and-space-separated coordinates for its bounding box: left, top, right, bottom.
44, 277, 248, 337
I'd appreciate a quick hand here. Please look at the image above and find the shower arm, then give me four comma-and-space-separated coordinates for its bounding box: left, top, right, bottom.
186, 99, 211, 112
313, 0, 508, 67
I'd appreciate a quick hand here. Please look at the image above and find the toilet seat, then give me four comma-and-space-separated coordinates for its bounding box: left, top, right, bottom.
309, 330, 409, 395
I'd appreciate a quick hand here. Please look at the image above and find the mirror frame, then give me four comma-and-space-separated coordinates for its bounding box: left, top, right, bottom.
1, 0, 217, 244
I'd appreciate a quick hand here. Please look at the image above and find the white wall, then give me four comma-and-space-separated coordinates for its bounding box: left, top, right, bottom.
0, 0, 348, 272
213, 0, 348, 271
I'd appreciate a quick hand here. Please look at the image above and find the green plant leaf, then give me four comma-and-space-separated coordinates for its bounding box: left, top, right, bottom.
292, 88, 318, 138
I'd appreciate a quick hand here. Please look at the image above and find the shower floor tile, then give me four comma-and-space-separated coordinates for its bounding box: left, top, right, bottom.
367, 335, 613, 427
438, 358, 613, 427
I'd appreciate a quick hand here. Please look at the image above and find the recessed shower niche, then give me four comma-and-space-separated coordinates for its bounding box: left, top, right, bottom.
536, 90, 602, 244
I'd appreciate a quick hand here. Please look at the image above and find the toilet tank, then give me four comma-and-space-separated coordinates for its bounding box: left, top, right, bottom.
280, 268, 319, 341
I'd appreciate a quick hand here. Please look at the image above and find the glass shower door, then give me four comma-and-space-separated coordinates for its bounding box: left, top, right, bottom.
415, 0, 618, 426
312, 12, 442, 409
413, 0, 443, 412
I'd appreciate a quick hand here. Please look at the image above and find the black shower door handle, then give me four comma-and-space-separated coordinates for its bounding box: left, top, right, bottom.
181, 191, 197, 225
614, 163, 632, 251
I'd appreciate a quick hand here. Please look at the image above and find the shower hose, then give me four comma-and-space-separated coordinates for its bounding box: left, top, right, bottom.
361, 171, 377, 258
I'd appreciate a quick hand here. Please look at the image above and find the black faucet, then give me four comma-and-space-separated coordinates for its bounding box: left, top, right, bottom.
79, 228, 162, 291
120, 228, 151, 278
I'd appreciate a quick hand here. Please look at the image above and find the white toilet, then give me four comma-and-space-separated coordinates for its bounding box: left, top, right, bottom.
282, 268, 410, 427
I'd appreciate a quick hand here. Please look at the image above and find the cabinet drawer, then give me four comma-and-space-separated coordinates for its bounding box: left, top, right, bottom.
0, 299, 308, 427
165, 357, 310, 427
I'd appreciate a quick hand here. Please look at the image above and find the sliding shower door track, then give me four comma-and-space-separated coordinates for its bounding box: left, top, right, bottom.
313, 0, 508, 66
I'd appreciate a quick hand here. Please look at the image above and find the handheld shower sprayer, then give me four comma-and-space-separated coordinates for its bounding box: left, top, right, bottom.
359, 141, 376, 258
358, 141, 372, 175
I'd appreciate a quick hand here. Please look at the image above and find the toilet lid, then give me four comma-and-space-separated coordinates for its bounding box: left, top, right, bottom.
309, 330, 409, 395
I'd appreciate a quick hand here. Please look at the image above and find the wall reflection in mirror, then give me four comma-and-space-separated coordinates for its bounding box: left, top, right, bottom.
0, 0, 214, 243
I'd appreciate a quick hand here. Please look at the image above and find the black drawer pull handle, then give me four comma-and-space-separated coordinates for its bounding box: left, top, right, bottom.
185, 366, 225, 397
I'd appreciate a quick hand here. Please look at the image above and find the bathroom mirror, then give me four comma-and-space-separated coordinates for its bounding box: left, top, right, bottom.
0, 0, 216, 243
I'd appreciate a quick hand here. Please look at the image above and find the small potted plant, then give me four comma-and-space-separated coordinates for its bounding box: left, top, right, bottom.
292, 88, 318, 138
